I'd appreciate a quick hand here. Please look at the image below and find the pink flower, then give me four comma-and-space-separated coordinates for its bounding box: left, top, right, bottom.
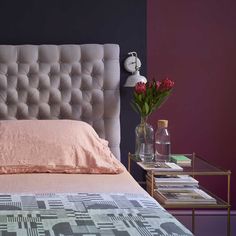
131, 77, 174, 117
135, 82, 146, 94
160, 77, 174, 91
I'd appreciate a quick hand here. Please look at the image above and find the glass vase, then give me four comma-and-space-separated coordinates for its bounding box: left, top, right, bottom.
135, 117, 154, 162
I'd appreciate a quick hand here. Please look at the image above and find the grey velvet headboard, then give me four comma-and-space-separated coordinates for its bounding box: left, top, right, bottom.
0, 44, 120, 160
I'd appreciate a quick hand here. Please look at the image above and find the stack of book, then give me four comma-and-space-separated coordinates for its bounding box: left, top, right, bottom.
137, 157, 217, 205
154, 175, 199, 190
171, 155, 191, 167
153, 175, 216, 205
154, 188, 217, 205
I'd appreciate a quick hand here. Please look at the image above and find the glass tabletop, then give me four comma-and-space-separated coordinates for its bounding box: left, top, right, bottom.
129, 153, 230, 175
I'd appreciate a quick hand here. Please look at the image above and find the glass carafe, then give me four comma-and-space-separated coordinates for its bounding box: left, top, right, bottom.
135, 117, 154, 162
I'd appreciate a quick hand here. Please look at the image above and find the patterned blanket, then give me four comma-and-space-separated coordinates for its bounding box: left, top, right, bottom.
0, 193, 192, 236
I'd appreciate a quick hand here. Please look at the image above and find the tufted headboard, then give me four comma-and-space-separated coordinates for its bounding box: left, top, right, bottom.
0, 44, 121, 160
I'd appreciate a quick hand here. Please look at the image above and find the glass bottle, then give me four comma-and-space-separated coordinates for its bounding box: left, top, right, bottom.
155, 120, 171, 162
135, 117, 154, 162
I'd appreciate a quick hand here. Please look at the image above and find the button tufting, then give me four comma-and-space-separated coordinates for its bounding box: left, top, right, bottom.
0, 44, 120, 159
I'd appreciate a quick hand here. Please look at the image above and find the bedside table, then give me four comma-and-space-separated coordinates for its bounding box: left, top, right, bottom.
128, 152, 231, 236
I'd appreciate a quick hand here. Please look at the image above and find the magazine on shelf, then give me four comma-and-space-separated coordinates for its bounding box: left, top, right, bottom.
137, 162, 183, 172
156, 185, 199, 190
154, 188, 217, 205
146, 174, 199, 190
154, 175, 199, 186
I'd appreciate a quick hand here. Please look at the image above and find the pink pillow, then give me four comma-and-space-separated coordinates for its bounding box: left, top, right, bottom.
0, 120, 124, 174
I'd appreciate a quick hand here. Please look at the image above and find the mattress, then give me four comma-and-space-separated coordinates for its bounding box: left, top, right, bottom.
0, 170, 146, 195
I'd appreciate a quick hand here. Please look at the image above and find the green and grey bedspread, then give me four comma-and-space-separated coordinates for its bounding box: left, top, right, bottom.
0, 193, 192, 236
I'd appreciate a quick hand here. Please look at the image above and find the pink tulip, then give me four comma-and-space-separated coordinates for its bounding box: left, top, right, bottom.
160, 77, 174, 91
135, 82, 146, 94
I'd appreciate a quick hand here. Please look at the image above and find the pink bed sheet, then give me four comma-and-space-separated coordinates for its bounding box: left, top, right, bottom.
0, 170, 147, 195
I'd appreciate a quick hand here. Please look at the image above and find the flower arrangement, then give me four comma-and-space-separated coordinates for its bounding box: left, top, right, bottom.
131, 77, 174, 118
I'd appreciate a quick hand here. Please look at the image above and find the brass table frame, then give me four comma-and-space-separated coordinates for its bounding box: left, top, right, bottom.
128, 152, 231, 236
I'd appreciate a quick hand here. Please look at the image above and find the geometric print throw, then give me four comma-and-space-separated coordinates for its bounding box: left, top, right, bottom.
0, 193, 192, 236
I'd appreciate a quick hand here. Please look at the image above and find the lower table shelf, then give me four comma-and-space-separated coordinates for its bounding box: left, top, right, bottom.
128, 152, 231, 235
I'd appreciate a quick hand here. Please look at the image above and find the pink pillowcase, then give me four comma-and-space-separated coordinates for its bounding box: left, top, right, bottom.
0, 120, 124, 174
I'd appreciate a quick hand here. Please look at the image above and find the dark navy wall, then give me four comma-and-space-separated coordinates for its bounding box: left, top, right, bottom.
0, 0, 146, 166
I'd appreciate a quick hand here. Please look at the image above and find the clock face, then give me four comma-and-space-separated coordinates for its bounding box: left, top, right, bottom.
124, 56, 141, 73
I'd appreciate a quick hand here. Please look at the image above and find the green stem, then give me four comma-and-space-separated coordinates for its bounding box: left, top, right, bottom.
141, 116, 148, 143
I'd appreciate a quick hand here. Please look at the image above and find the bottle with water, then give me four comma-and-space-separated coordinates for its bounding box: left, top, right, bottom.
155, 120, 171, 162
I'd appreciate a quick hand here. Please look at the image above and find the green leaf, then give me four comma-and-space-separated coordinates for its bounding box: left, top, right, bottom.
144, 102, 149, 114
130, 102, 139, 114
142, 105, 146, 114
131, 101, 142, 115
153, 92, 171, 110
138, 94, 142, 102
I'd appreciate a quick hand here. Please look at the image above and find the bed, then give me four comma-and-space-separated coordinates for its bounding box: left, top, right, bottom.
0, 44, 192, 236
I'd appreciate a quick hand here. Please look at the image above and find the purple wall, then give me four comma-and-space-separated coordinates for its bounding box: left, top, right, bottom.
147, 0, 236, 209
